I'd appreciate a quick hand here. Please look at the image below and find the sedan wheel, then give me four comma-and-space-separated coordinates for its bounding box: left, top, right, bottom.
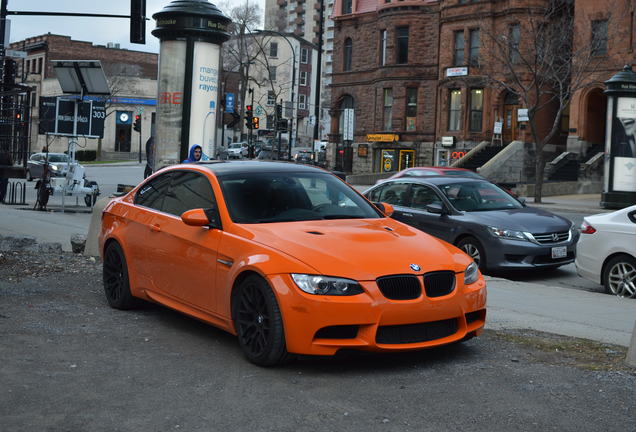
457, 237, 487, 272
232, 275, 289, 366
603, 255, 636, 298
103, 242, 137, 309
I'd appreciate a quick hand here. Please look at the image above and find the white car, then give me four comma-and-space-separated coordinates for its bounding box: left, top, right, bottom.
575, 205, 636, 298
227, 142, 248, 159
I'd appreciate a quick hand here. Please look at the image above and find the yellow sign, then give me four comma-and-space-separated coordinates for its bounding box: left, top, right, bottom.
367, 134, 399, 142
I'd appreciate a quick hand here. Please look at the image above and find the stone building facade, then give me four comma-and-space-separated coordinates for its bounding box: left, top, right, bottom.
9, 34, 158, 158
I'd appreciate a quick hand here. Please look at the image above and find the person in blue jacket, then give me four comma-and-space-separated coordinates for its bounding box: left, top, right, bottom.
182, 144, 209, 163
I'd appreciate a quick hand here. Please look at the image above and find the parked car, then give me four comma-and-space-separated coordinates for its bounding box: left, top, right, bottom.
227, 142, 248, 159
364, 177, 579, 273
26, 152, 71, 181
99, 161, 486, 365
575, 205, 636, 298
293, 147, 314, 164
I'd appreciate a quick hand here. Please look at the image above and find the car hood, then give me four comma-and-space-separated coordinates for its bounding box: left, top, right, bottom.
238, 218, 471, 280
467, 207, 572, 233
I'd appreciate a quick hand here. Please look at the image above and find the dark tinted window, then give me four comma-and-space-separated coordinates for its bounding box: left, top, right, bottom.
376, 182, 410, 207
408, 184, 442, 210
162, 171, 216, 217
135, 172, 173, 211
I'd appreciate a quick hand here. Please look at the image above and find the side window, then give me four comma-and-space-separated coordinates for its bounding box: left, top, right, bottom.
409, 184, 442, 210
378, 183, 409, 207
135, 172, 172, 211
162, 171, 216, 217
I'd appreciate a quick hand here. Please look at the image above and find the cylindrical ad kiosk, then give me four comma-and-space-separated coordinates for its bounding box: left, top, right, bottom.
602, 65, 636, 209
152, 0, 231, 168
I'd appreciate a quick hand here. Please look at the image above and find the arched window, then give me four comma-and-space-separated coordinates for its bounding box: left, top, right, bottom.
343, 38, 353, 72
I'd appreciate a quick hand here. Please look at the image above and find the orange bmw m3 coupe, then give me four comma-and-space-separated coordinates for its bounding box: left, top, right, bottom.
99, 161, 486, 365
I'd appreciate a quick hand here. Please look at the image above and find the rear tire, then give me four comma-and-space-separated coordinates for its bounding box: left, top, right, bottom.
602, 255, 636, 298
457, 236, 487, 273
103, 242, 138, 309
232, 275, 289, 366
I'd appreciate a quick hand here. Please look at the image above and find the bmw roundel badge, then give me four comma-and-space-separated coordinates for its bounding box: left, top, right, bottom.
410, 264, 421, 272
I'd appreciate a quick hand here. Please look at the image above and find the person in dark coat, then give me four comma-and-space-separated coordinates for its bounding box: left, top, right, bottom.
144, 136, 155, 179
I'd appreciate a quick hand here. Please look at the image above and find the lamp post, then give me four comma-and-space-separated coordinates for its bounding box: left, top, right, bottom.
255, 29, 296, 160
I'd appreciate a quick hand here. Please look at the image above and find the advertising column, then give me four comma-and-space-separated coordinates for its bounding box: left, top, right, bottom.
152, 0, 230, 168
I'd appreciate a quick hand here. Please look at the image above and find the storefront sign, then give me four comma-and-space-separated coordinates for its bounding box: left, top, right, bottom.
493, 121, 503, 134
441, 136, 454, 147
518, 108, 529, 122
366, 133, 399, 142
446, 67, 468, 77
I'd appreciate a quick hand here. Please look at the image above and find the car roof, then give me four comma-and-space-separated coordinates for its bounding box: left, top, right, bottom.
384, 176, 487, 186
197, 160, 326, 176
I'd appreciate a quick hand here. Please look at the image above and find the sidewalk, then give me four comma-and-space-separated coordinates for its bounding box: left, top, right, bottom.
524, 193, 610, 214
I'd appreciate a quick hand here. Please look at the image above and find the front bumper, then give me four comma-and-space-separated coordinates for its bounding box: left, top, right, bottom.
482, 234, 578, 271
268, 273, 487, 356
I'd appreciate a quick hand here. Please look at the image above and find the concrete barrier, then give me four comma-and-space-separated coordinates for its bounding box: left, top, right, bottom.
83, 196, 114, 257
627, 320, 636, 368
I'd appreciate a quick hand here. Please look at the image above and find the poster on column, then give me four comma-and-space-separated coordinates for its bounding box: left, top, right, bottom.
190, 41, 221, 159
612, 97, 636, 192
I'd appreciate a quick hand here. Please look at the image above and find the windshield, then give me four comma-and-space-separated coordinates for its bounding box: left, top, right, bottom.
229, 143, 244, 149
219, 172, 381, 223
440, 181, 523, 211
48, 154, 69, 163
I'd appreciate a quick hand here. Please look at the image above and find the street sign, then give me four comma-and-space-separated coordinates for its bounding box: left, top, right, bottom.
38, 96, 105, 138
6, 49, 26, 59
493, 121, 503, 134
137, 106, 144, 114
518, 108, 529, 122
343, 108, 354, 141
225, 93, 234, 113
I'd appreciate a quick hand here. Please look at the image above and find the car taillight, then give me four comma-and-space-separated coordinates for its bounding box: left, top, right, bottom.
580, 221, 596, 234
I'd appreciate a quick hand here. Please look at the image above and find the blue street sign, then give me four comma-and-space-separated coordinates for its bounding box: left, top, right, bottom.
226, 93, 234, 113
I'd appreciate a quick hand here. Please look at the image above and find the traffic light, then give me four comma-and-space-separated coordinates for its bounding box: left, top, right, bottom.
133, 115, 142, 132
130, 0, 146, 44
245, 105, 253, 129
252, 117, 259, 129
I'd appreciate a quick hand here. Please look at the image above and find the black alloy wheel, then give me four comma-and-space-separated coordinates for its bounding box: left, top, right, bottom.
103, 242, 137, 310
232, 275, 289, 366
457, 236, 487, 272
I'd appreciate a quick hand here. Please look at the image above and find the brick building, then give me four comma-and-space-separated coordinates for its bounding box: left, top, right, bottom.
9, 34, 158, 158
330, 0, 635, 175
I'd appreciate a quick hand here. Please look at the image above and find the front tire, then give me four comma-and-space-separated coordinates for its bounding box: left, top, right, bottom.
232, 275, 289, 366
457, 236, 487, 272
103, 242, 138, 309
602, 255, 636, 298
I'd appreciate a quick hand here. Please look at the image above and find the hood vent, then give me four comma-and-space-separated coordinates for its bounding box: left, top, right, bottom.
306, 231, 324, 235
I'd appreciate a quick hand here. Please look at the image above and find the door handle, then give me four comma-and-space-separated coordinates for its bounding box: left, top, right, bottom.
150, 224, 161, 233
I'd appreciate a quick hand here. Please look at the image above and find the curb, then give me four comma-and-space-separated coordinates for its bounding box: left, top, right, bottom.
0, 235, 63, 254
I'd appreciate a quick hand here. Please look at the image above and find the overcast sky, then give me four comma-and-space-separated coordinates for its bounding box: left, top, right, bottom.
7, 0, 264, 53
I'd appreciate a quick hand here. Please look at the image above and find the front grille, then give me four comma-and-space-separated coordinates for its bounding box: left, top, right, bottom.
531, 231, 570, 244
376, 275, 421, 300
533, 251, 575, 264
423, 271, 456, 297
376, 319, 458, 344
314, 325, 358, 339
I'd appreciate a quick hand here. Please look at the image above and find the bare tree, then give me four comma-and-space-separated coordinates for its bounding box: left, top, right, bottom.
478, 0, 607, 202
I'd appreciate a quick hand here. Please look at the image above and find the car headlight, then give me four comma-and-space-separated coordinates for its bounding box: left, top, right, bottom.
487, 226, 528, 241
291, 274, 363, 296
464, 262, 479, 285
49, 165, 59, 171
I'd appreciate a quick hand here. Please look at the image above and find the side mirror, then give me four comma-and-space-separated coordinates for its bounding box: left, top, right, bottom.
425, 203, 445, 215
181, 208, 221, 229
517, 197, 527, 205
374, 202, 394, 217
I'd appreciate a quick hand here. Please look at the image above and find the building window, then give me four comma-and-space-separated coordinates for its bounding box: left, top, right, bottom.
448, 89, 462, 131
405, 88, 417, 131
343, 38, 352, 71
469, 89, 483, 132
342, 0, 352, 14
269, 42, 278, 57
469, 29, 480, 65
379, 29, 387, 66
299, 94, 306, 109
269, 66, 277, 81
396, 26, 409, 64
509, 24, 520, 64
453, 30, 464, 65
301, 48, 309, 63
267, 114, 275, 129
300, 71, 308, 86
383, 88, 393, 130
591, 20, 608, 56
267, 91, 276, 106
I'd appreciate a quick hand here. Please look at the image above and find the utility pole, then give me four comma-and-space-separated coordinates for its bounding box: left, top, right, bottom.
248, 87, 254, 158
313, 0, 324, 143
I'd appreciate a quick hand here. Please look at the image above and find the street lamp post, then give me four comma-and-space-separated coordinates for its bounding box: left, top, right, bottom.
255, 30, 296, 160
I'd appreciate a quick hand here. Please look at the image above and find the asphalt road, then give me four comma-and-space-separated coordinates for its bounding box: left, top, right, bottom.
1, 252, 634, 432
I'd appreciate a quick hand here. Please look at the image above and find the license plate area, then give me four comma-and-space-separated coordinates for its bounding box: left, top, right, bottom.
551, 246, 567, 259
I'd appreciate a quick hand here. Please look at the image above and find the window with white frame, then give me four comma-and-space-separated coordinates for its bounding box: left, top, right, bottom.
300, 71, 308, 86
301, 48, 308, 63
299, 94, 306, 109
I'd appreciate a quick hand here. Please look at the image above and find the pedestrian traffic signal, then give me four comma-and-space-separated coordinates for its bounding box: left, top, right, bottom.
130, 0, 146, 44
245, 105, 253, 129
252, 117, 259, 129
133, 115, 142, 132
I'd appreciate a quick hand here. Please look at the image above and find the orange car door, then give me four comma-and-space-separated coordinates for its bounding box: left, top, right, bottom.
153, 171, 222, 313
